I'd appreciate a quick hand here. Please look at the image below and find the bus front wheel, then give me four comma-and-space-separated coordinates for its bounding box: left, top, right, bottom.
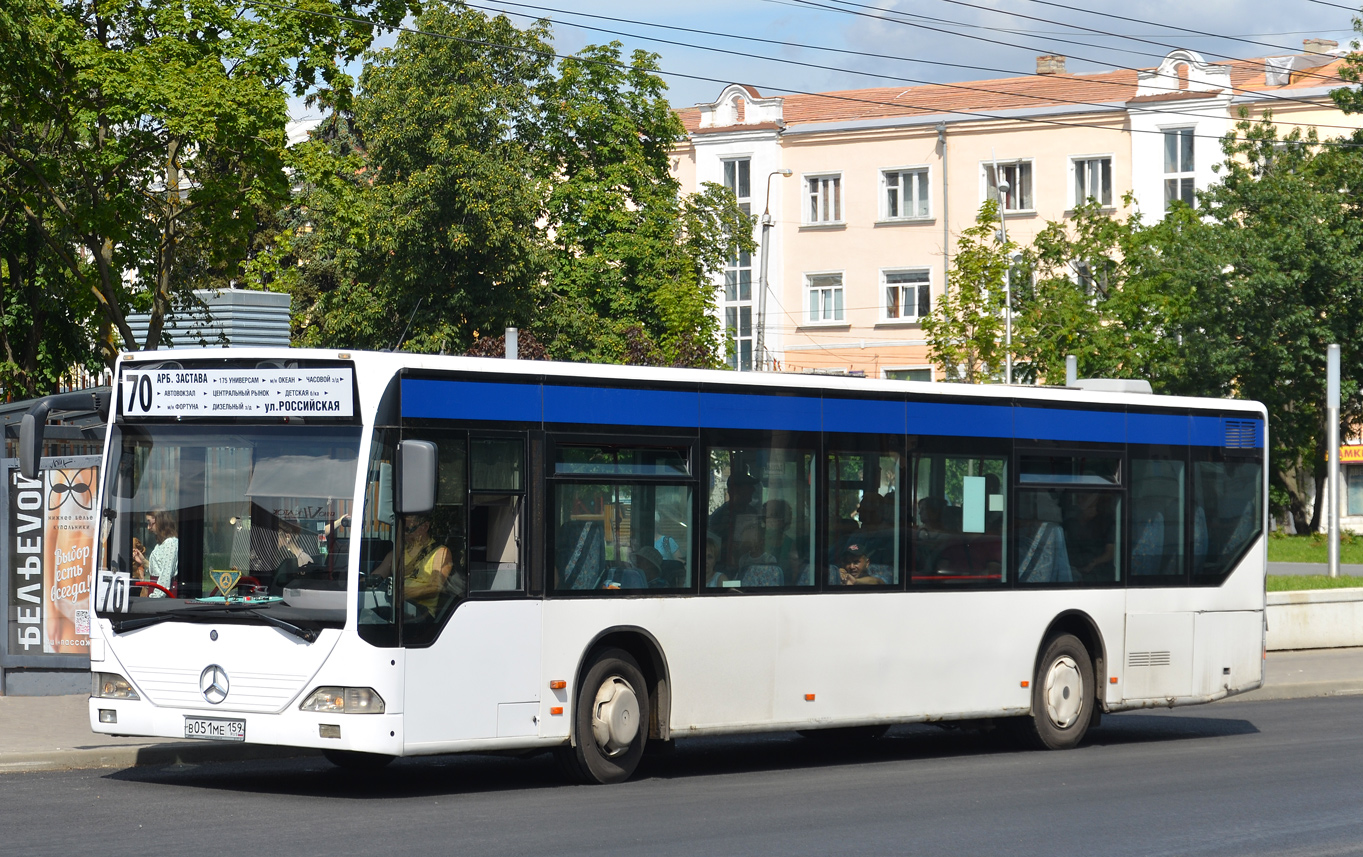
557, 647, 650, 784
1012, 633, 1095, 751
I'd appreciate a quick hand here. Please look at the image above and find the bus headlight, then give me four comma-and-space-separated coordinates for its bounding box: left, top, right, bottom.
300, 687, 385, 714
92, 672, 140, 700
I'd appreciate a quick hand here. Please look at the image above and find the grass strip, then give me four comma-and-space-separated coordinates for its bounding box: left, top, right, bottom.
1267, 575, 1363, 591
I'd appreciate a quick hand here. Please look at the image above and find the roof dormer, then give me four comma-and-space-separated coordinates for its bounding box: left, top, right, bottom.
1134, 50, 1230, 99
698, 84, 784, 131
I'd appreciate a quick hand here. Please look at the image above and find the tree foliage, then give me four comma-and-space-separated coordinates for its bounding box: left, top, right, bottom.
0, 0, 414, 368
922, 201, 1012, 383
284, 4, 752, 367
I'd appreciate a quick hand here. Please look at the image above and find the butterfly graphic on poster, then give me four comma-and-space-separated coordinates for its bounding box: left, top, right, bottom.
48, 468, 95, 511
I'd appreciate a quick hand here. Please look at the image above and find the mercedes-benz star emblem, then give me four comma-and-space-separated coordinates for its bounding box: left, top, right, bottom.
199, 664, 229, 705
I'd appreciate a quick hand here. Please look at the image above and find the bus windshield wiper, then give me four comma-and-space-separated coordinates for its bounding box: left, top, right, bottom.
242, 609, 318, 643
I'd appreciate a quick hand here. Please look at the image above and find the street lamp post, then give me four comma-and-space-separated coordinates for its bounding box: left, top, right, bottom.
756, 168, 792, 371
994, 172, 1013, 385
1329, 343, 1341, 578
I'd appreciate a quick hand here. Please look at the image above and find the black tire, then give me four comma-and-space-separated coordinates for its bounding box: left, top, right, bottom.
1011, 633, 1095, 750
797, 725, 889, 743
323, 749, 396, 770
556, 647, 650, 784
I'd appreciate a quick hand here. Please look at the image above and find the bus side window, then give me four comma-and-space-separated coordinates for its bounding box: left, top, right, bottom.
1130, 456, 1186, 582
912, 453, 1007, 586
469, 438, 525, 592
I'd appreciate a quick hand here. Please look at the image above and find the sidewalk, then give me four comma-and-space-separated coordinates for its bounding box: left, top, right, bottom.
4, 647, 1362, 774
1268, 562, 1363, 576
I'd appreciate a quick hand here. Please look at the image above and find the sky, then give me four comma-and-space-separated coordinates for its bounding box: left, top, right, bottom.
290, 0, 1363, 123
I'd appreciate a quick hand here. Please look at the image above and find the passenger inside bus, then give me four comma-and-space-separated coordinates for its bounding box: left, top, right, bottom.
832, 543, 882, 585
133, 510, 179, 598
371, 513, 459, 617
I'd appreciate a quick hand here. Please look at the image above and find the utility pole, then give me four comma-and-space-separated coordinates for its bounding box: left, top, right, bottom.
1329, 343, 1341, 578
756, 168, 792, 371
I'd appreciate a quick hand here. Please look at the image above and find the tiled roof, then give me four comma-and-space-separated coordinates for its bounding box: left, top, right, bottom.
676, 55, 1348, 134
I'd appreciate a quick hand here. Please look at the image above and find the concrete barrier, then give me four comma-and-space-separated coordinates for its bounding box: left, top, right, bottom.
1268, 587, 1363, 650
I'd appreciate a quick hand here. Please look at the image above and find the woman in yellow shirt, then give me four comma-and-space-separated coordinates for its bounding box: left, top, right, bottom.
374, 514, 456, 616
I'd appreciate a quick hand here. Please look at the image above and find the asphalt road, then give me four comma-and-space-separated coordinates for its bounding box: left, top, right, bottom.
4, 695, 1363, 857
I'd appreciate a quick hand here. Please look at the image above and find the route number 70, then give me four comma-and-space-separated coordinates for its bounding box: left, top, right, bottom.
123, 373, 154, 414
96, 569, 131, 613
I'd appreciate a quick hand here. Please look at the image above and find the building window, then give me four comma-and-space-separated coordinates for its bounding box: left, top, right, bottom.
724, 159, 751, 202
1073, 157, 1112, 207
883, 269, 931, 321
722, 158, 754, 370
984, 161, 1033, 211
1164, 128, 1195, 210
806, 174, 842, 223
1348, 465, 1363, 516
883, 168, 929, 219
885, 368, 932, 382
806, 273, 844, 324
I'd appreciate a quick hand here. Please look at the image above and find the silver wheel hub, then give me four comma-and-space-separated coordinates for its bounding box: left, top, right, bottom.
590, 676, 640, 757
1044, 655, 1083, 729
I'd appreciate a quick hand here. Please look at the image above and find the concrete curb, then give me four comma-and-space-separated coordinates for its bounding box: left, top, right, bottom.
0, 743, 318, 774
1225, 679, 1363, 704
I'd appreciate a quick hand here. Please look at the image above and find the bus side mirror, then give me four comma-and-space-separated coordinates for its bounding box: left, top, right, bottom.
396, 440, 437, 515
18, 405, 49, 481
19, 391, 111, 481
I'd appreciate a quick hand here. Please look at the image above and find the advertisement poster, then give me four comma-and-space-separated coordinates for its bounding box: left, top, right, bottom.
8, 461, 99, 656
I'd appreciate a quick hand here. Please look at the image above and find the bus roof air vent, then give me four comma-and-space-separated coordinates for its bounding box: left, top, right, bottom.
1072, 379, 1153, 395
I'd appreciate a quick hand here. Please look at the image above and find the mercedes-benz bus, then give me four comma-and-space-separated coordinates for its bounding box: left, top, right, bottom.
21, 348, 1266, 783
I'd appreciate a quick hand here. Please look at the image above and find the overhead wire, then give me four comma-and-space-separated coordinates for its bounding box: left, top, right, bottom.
253, 0, 1363, 153
792, 0, 1355, 104
477, 0, 1363, 137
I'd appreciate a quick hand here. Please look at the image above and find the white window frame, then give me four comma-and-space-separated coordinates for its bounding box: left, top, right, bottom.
884, 366, 934, 382
981, 159, 1035, 213
803, 172, 844, 226
880, 267, 932, 323
879, 165, 932, 222
1069, 154, 1114, 209
720, 156, 756, 370
804, 270, 846, 325
1162, 127, 1196, 212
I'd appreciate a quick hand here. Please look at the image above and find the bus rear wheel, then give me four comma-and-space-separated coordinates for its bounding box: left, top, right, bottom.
1011, 633, 1095, 751
557, 647, 650, 784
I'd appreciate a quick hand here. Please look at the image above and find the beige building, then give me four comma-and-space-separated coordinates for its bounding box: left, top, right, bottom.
673, 42, 1363, 380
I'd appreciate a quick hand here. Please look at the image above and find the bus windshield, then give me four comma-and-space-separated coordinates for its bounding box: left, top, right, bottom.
98, 423, 362, 627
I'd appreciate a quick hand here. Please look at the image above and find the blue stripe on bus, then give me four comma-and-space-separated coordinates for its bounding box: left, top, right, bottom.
543, 385, 698, 427
823, 398, 906, 434
402, 379, 542, 422
400, 379, 1262, 448
1127, 412, 1188, 445
906, 402, 1012, 438
699, 392, 822, 431
1191, 415, 1228, 448
1014, 406, 1125, 442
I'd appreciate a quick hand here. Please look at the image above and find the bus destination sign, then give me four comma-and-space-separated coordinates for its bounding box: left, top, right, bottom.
121, 367, 354, 418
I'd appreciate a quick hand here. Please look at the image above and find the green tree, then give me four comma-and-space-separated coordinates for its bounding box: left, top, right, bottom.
291, 4, 552, 353
0, 0, 415, 359
1187, 119, 1363, 534
537, 42, 752, 366
287, 6, 753, 366
923, 201, 1012, 383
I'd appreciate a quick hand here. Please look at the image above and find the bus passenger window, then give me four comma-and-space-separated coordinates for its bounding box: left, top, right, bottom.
912, 454, 1007, 585
552, 482, 693, 592
1130, 457, 1185, 581
706, 445, 814, 589
1015, 490, 1121, 584
826, 447, 903, 586
1192, 454, 1262, 582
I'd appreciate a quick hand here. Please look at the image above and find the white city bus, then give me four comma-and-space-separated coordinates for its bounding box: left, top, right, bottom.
21, 349, 1267, 783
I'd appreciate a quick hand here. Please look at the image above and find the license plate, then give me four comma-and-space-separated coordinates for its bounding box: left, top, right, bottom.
184, 716, 246, 742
